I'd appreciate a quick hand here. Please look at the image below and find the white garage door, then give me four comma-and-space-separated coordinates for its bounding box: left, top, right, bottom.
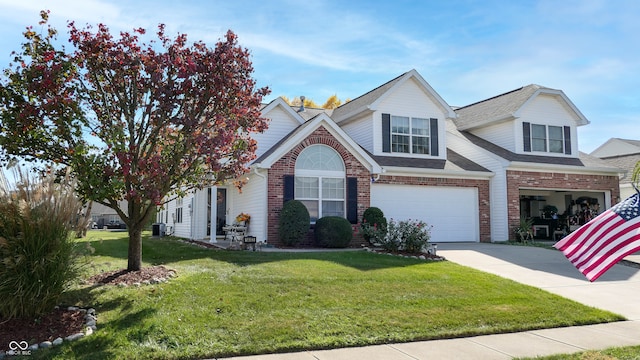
370, 184, 479, 242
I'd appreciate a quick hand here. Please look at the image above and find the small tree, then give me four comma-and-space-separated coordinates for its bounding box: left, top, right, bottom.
0, 11, 269, 271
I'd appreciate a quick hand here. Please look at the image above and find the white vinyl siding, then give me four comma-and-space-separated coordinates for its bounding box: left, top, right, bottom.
517, 94, 577, 156
374, 78, 446, 158
253, 105, 301, 159
341, 115, 373, 153
232, 172, 268, 241
447, 122, 509, 241
469, 121, 516, 152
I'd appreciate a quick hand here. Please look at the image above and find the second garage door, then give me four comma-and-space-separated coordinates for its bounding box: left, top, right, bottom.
370, 184, 479, 242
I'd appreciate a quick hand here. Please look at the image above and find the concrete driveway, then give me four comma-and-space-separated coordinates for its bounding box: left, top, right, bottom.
436, 242, 640, 320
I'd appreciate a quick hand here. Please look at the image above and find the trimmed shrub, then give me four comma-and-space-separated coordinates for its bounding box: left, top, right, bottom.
278, 200, 310, 246
0, 169, 86, 319
314, 216, 353, 248
360, 207, 387, 245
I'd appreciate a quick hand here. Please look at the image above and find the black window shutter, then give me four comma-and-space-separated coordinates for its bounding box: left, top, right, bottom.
283, 175, 294, 204
563, 126, 572, 155
430, 118, 439, 156
382, 113, 391, 153
346, 177, 358, 224
523, 122, 531, 152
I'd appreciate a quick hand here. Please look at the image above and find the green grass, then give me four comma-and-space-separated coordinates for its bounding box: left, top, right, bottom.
36, 231, 625, 359
518, 345, 640, 359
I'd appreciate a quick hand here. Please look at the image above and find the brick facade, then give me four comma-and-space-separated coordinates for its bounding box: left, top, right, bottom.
506, 170, 620, 240
266, 124, 493, 245
374, 175, 492, 242
266, 126, 371, 247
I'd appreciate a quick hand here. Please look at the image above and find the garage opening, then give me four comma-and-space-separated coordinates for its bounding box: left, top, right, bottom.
519, 189, 607, 240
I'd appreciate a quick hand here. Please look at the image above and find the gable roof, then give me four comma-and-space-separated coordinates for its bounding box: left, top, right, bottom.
590, 138, 640, 158
252, 113, 382, 173
597, 153, 640, 184
331, 69, 456, 122
454, 84, 589, 131
260, 97, 306, 125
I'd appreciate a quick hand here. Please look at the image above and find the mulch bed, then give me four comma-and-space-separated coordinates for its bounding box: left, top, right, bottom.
370, 248, 446, 261
0, 308, 86, 352
0, 265, 176, 352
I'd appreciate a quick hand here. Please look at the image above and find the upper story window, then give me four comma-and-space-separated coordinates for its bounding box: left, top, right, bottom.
391, 116, 430, 154
523, 122, 572, 155
382, 113, 439, 156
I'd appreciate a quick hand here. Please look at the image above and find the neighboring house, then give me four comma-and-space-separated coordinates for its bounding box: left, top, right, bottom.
0, 168, 8, 193
591, 138, 640, 200
90, 200, 128, 228
161, 70, 622, 244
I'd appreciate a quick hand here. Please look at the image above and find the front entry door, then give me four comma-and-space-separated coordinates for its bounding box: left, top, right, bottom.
216, 188, 227, 236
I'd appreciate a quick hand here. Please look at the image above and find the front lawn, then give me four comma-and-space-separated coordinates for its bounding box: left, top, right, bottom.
39, 231, 623, 359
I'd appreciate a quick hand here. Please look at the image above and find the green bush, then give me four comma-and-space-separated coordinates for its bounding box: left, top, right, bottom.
278, 200, 310, 246
0, 170, 86, 319
314, 216, 353, 248
360, 207, 387, 245
382, 219, 432, 253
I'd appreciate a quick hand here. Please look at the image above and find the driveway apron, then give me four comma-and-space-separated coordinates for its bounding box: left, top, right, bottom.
436, 242, 640, 320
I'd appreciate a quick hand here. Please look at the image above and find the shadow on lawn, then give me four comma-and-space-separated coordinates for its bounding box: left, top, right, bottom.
82, 231, 440, 272
46, 287, 157, 360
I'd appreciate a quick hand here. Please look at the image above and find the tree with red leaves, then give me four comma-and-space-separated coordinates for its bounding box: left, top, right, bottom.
0, 11, 270, 271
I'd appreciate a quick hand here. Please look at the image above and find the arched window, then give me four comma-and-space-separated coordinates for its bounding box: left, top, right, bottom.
295, 145, 345, 222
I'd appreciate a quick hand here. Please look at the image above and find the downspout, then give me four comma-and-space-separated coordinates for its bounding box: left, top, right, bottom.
189, 196, 195, 241
253, 166, 268, 244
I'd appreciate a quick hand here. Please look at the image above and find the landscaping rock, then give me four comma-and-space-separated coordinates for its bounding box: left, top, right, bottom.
39, 341, 52, 349
65, 333, 84, 342
52, 337, 63, 346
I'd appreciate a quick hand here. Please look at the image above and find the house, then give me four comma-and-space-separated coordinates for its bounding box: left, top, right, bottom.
0, 168, 8, 193
89, 200, 128, 228
590, 138, 640, 200
160, 70, 622, 244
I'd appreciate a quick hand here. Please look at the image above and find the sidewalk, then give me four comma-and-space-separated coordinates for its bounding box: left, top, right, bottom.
220, 243, 640, 360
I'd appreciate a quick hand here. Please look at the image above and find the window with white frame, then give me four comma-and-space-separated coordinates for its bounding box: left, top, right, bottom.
548, 126, 564, 153
525, 122, 570, 154
175, 198, 183, 223
391, 116, 430, 154
294, 145, 345, 223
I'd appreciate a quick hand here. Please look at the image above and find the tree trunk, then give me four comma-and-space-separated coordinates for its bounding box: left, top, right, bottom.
127, 223, 144, 271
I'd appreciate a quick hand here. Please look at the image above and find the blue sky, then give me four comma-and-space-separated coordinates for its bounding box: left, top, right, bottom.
0, 0, 638, 153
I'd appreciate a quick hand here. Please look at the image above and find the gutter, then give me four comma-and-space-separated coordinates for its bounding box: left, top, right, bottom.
380, 166, 494, 180
509, 161, 624, 176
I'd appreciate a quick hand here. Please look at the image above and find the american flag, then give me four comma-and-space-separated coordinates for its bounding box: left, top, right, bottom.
554, 191, 640, 282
